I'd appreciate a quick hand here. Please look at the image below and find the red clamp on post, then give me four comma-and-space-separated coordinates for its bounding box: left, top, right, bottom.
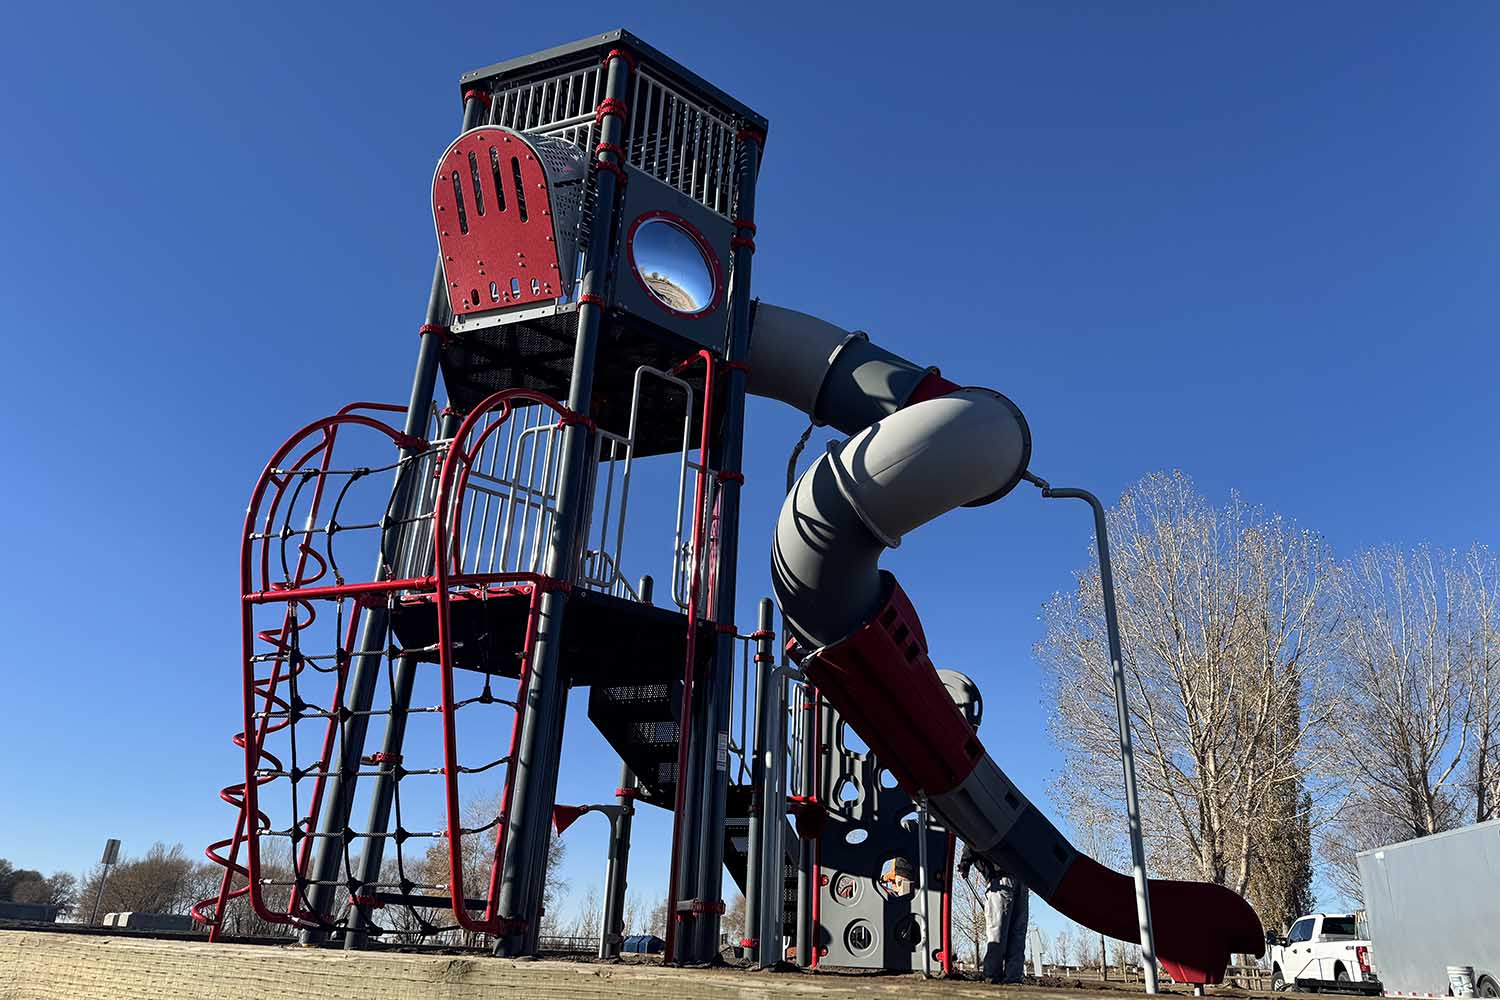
675, 899, 725, 915
715, 622, 738, 635
716, 470, 745, 485
418, 322, 451, 344
602, 47, 638, 72
594, 97, 628, 125
614, 787, 639, 799
740, 938, 758, 948
593, 158, 628, 186
595, 141, 626, 160
352, 592, 389, 611
578, 293, 608, 309
730, 234, 756, 253
748, 629, 774, 641
391, 432, 429, 452
361, 751, 401, 766
731, 219, 757, 235
350, 894, 385, 909
462, 88, 492, 107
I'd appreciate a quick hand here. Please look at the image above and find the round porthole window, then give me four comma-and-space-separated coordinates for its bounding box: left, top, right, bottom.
628, 213, 721, 318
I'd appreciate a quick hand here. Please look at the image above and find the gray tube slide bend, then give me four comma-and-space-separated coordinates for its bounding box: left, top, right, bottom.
748, 303, 1263, 984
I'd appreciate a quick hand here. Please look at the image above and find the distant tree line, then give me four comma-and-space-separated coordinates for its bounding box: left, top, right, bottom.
0, 859, 76, 912
1038, 470, 1500, 938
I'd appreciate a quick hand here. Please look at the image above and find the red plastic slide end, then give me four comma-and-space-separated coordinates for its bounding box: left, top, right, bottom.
801, 574, 984, 796
904, 370, 962, 407
1049, 854, 1265, 985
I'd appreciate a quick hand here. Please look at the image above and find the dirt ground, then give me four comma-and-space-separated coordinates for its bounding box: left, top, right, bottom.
0, 928, 1304, 1000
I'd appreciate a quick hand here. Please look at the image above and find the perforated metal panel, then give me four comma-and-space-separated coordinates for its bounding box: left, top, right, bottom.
436, 127, 587, 334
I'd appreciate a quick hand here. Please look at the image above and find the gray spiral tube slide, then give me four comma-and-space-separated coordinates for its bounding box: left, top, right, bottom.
747, 302, 1263, 983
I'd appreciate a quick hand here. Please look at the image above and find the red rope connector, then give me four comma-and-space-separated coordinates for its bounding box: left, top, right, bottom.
748, 629, 774, 640
350, 894, 386, 909
361, 751, 401, 766
754, 653, 775, 663
594, 141, 626, 160
730, 235, 756, 253
736, 128, 766, 147
419, 322, 451, 344
716, 470, 745, 485
614, 787, 639, 799
603, 47, 638, 72
732, 219, 757, 234
463, 88, 492, 107
594, 97, 628, 125
715, 622, 739, 635
578, 293, 607, 309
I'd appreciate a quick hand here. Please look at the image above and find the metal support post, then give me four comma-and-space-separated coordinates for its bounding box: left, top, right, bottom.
492, 49, 635, 957
681, 126, 762, 963
1026, 475, 1159, 993
757, 644, 790, 968
301, 93, 488, 941
599, 764, 638, 958
794, 681, 815, 967
916, 794, 932, 978
741, 599, 775, 964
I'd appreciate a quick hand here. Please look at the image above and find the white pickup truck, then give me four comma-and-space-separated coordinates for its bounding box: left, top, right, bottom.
1267, 913, 1381, 993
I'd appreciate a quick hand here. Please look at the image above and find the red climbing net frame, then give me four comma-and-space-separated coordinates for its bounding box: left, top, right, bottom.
196, 390, 588, 942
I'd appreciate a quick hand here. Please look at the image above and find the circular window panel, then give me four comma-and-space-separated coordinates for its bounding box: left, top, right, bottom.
628, 213, 721, 318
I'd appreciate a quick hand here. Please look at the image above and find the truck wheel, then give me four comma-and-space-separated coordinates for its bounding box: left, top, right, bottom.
1272, 967, 1286, 992
1475, 976, 1498, 998
1336, 965, 1350, 984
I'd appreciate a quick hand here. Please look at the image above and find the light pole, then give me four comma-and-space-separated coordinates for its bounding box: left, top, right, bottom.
90, 838, 120, 926
1025, 473, 1159, 994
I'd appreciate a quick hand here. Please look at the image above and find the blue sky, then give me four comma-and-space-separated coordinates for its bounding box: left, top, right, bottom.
1, 1, 1496, 940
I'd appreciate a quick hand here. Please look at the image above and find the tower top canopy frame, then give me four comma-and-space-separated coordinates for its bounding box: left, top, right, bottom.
459, 28, 769, 134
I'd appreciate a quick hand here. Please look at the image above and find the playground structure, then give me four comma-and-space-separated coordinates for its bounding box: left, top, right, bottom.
193, 29, 1265, 984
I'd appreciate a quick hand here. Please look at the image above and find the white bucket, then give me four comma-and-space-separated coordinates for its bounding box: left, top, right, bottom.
1448, 965, 1476, 998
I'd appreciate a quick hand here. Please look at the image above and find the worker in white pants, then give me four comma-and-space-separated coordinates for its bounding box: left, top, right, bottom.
960, 843, 1029, 984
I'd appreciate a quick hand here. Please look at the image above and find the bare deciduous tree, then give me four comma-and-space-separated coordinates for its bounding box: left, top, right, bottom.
950, 850, 988, 969
1040, 471, 1340, 909
1329, 546, 1472, 840
1320, 544, 1500, 902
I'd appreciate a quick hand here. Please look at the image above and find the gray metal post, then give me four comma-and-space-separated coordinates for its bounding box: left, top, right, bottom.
681, 127, 762, 963
916, 795, 932, 978
794, 682, 815, 967
757, 655, 790, 968
1029, 477, 1159, 993
492, 50, 634, 957
599, 764, 638, 958
301, 93, 487, 941
89, 866, 113, 926
741, 599, 775, 963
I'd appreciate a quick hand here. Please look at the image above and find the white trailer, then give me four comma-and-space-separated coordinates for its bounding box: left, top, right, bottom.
1357, 818, 1500, 997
